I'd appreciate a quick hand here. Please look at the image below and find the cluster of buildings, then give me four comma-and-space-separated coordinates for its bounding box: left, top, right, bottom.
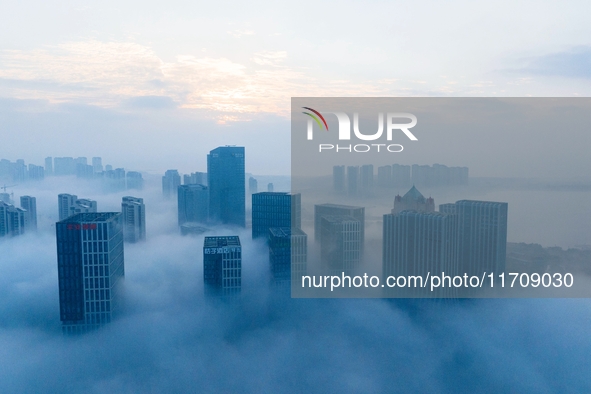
1, 146, 506, 333
333, 163, 469, 195
0, 156, 143, 192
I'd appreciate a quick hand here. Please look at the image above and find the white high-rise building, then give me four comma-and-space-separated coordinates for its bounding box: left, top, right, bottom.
121, 196, 146, 243
20, 196, 37, 231
58, 194, 97, 221
0, 201, 26, 237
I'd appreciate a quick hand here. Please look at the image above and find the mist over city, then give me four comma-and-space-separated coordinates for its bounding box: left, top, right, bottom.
2, 0, 591, 392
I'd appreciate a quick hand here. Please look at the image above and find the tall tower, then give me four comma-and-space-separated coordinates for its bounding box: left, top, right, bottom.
178, 184, 209, 226
320, 215, 361, 275
20, 196, 37, 231
383, 210, 458, 296
314, 203, 365, 246
58, 194, 97, 221
56, 212, 124, 334
207, 146, 245, 227
162, 170, 181, 199
203, 236, 242, 296
121, 196, 146, 243
251, 192, 301, 239
392, 186, 435, 214
333, 165, 345, 192
269, 227, 307, 288
0, 202, 26, 237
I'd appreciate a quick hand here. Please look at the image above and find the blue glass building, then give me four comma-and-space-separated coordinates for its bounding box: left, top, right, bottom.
251, 192, 301, 239
178, 184, 209, 226
203, 236, 241, 296
207, 146, 245, 227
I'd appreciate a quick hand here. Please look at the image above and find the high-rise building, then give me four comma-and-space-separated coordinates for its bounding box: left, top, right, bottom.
58, 194, 97, 221
178, 184, 209, 226
45, 157, 53, 176
76, 164, 94, 178
392, 164, 411, 187
162, 170, 181, 199
377, 165, 392, 187
121, 197, 146, 243
203, 236, 241, 296
392, 186, 435, 214
92, 157, 103, 173
267, 183, 274, 192
383, 210, 458, 296
360, 164, 374, 195
251, 192, 301, 239
104, 168, 126, 192
20, 196, 37, 231
314, 203, 365, 245
126, 171, 144, 190
0, 193, 10, 204
53, 157, 76, 176
347, 166, 359, 197
207, 146, 245, 227
28, 164, 45, 181
0, 201, 26, 237
333, 165, 345, 192
183, 172, 207, 186
269, 227, 307, 288
248, 177, 258, 194
320, 215, 361, 275
444, 200, 508, 275
56, 212, 124, 334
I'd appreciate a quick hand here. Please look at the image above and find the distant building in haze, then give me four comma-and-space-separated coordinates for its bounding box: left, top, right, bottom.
320, 215, 361, 275
392, 186, 435, 214
269, 227, 307, 288
178, 184, 209, 226
20, 195, 37, 231
126, 171, 144, 190
333, 165, 345, 192
162, 170, 181, 198
314, 203, 365, 247
58, 194, 97, 221
0, 201, 26, 237
121, 196, 146, 243
248, 177, 258, 194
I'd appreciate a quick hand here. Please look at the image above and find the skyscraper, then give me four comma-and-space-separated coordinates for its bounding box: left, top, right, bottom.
314, 203, 365, 245
269, 227, 307, 288
360, 164, 374, 195
20, 195, 37, 231
162, 170, 181, 199
251, 192, 301, 239
248, 177, 258, 194
320, 215, 361, 275
183, 172, 207, 186
392, 186, 435, 214
447, 200, 508, 275
203, 236, 241, 296
377, 165, 392, 188
333, 165, 345, 192
92, 157, 103, 173
45, 157, 53, 176
347, 166, 359, 197
56, 212, 124, 334
58, 194, 97, 221
178, 184, 209, 226
383, 210, 458, 296
121, 197, 146, 243
0, 201, 25, 237
207, 146, 245, 227
126, 171, 144, 190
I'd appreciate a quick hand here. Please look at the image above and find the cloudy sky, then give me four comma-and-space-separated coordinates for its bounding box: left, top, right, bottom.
1, 0, 591, 174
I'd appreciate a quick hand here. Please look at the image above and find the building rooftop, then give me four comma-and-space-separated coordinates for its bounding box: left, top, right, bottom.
401, 185, 425, 202
59, 212, 120, 223
315, 203, 364, 210
204, 236, 241, 248
269, 227, 307, 238
321, 215, 360, 224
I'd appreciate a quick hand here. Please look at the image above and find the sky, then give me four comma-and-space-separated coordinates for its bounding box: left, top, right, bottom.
1, 0, 591, 174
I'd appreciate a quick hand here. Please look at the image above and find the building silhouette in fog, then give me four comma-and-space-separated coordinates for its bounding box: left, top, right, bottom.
440, 200, 507, 275
333, 165, 345, 192
269, 227, 307, 288
392, 186, 434, 214
203, 236, 241, 296
251, 192, 301, 239
178, 184, 209, 226
162, 170, 181, 198
248, 177, 258, 194
58, 194, 97, 221
320, 215, 361, 275
184, 172, 207, 186
121, 197, 146, 243
20, 195, 37, 231
314, 203, 365, 246
56, 212, 124, 334
207, 146, 245, 227
126, 171, 144, 190
0, 201, 26, 237
347, 166, 359, 197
